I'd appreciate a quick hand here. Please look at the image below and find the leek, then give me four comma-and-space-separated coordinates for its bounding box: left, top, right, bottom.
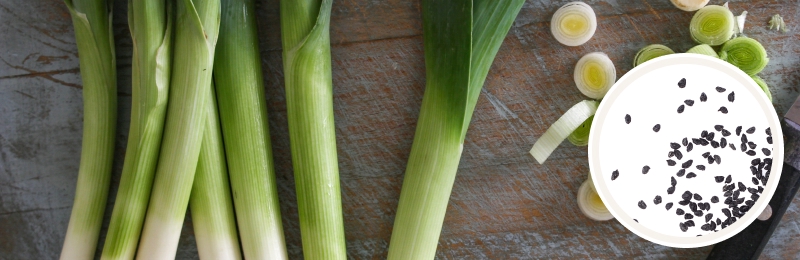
550, 2, 597, 47
214, 0, 288, 257
690, 5, 735, 46
100, 0, 172, 259
577, 178, 613, 221
633, 44, 674, 67
136, 0, 220, 257
189, 83, 242, 260
60, 0, 117, 258
530, 100, 598, 164
752, 75, 773, 102
670, 0, 709, 12
719, 37, 769, 76
686, 44, 719, 58
568, 115, 593, 146
280, 0, 345, 258
387, 1, 524, 259
769, 14, 788, 33
575, 52, 616, 99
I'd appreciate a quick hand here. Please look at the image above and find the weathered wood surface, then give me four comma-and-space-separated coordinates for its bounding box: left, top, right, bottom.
1, 0, 799, 259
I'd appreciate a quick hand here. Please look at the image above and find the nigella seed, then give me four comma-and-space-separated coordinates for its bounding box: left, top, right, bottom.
741, 143, 747, 151
706, 213, 714, 222
678, 105, 686, 113
711, 196, 719, 203
720, 138, 727, 148
694, 193, 702, 201
653, 124, 661, 132
728, 92, 735, 102
700, 92, 708, 102
695, 210, 703, 217
677, 208, 685, 215
699, 139, 710, 146
701, 130, 708, 138
686, 220, 695, 227
746, 150, 757, 156
678, 78, 687, 88
742, 134, 748, 143
719, 106, 729, 114
726, 183, 736, 192
767, 136, 773, 144
711, 141, 720, 148
685, 213, 694, 219
634, 219, 639, 223
738, 182, 746, 192
666, 202, 674, 210
766, 127, 772, 136
675, 150, 684, 160
667, 159, 676, 166
611, 170, 619, 180
642, 166, 651, 174
670, 142, 681, 149
654, 195, 662, 204
733, 190, 741, 199
715, 176, 725, 183
752, 194, 760, 201
716, 86, 726, 92
714, 155, 721, 164
693, 138, 702, 145
682, 137, 689, 146
680, 222, 688, 232
671, 176, 677, 186
717, 218, 722, 225
682, 191, 693, 200
707, 132, 715, 141
722, 208, 732, 217
679, 200, 690, 206
748, 187, 758, 194
759, 186, 764, 193
724, 191, 733, 197
687, 143, 694, 152
708, 156, 715, 164
701, 224, 712, 231
752, 177, 759, 185
667, 186, 676, 194
736, 126, 743, 136
730, 143, 736, 150
685, 99, 695, 106
682, 160, 694, 168
686, 172, 697, 178
763, 148, 771, 156
752, 158, 761, 165
725, 175, 732, 183
722, 129, 731, 136
677, 169, 686, 177
750, 166, 758, 175
702, 152, 711, 158
625, 114, 631, 124
638, 200, 647, 209
668, 151, 675, 158
748, 142, 756, 149
715, 125, 724, 131
696, 165, 705, 171
746, 127, 756, 134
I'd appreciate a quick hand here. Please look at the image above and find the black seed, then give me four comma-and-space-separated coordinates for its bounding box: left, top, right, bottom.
642, 165, 650, 174
696, 165, 706, 171
765, 158, 772, 165
730, 143, 736, 150
733, 190, 741, 199
746, 150, 757, 156
738, 182, 746, 192
714, 155, 721, 164
708, 156, 715, 164
726, 183, 736, 192
625, 114, 631, 124
702, 224, 712, 231
716, 86, 726, 92
694, 193, 703, 200
695, 210, 704, 217
711, 196, 719, 203
724, 190, 733, 197
685, 99, 695, 106
701, 130, 708, 138
725, 175, 732, 183
763, 148, 771, 156
638, 200, 647, 209
759, 186, 764, 193
680, 222, 688, 232
745, 200, 755, 207
752, 177, 760, 185
611, 170, 619, 180
671, 177, 677, 186
667, 159, 676, 166
687, 172, 697, 178
682, 160, 694, 169
668, 151, 675, 158
653, 124, 661, 132
698, 203, 706, 210
752, 158, 761, 165
679, 200, 690, 206
714, 125, 724, 131
687, 143, 694, 152
677, 169, 686, 177
715, 176, 725, 183
707, 132, 716, 141
766, 127, 772, 136
706, 213, 714, 222
654, 195, 662, 204
751, 166, 758, 175
675, 150, 684, 160
728, 92, 735, 102
736, 126, 742, 136
711, 141, 720, 148
748, 142, 756, 149
741, 143, 747, 151
741, 205, 751, 212
682, 191, 693, 200
720, 138, 727, 148
702, 152, 711, 158
670, 142, 681, 149
742, 134, 748, 143
690, 202, 698, 211
667, 186, 676, 194
722, 129, 731, 136
678, 78, 687, 88
705, 202, 711, 210
717, 218, 722, 225
752, 194, 760, 201
677, 208, 685, 215
723, 208, 732, 217
682, 137, 689, 146
767, 136, 773, 144
678, 105, 686, 113
737, 197, 745, 204
685, 213, 694, 219
699, 139, 709, 146
700, 92, 708, 102
719, 106, 728, 114
666, 202, 674, 210
746, 127, 755, 134
686, 220, 695, 227
693, 138, 702, 145
748, 187, 758, 194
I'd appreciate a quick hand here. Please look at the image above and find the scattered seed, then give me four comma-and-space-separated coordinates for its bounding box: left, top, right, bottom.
700, 92, 708, 102
752, 177, 759, 185
685, 213, 694, 219
686, 220, 695, 227
720, 138, 727, 148
694, 193, 703, 200
682, 191, 693, 200
687, 143, 694, 152
763, 148, 771, 156
694, 210, 704, 217
730, 143, 736, 150
746, 127, 756, 134
677, 169, 686, 177
680, 222, 688, 232
675, 150, 684, 160
682, 137, 689, 146
677, 208, 685, 215
714, 125, 723, 131
696, 165, 706, 171
654, 195, 662, 204
738, 182, 746, 192
702, 152, 710, 158
701, 130, 708, 138
653, 124, 661, 132
668, 151, 675, 158
721, 129, 731, 136
666, 202, 674, 210
714, 155, 721, 164
715, 176, 725, 183
682, 160, 693, 168
767, 136, 773, 144
719, 106, 728, 114
726, 175, 732, 183
642, 165, 651, 174
667, 186, 676, 194
638, 200, 647, 209
679, 200, 690, 205
678, 78, 687, 88
716, 86, 726, 92
746, 150, 757, 156
766, 127, 772, 136
690, 202, 698, 211
711, 196, 719, 203
728, 92, 735, 102
685, 99, 695, 106
707, 132, 716, 141
710, 141, 720, 148
671, 177, 677, 186
678, 105, 686, 113
742, 134, 748, 143
741, 143, 747, 151
611, 170, 619, 180
722, 208, 732, 217
667, 159, 676, 166
670, 142, 681, 149
625, 114, 631, 124
708, 156, 715, 164
686, 172, 697, 178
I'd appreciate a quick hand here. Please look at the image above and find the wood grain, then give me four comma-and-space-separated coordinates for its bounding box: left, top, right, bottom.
1, 0, 799, 259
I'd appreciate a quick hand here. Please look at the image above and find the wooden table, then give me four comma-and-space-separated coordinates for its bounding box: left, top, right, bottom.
2, 0, 799, 258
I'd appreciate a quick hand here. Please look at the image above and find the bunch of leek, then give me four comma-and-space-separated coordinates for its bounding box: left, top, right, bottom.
280, 0, 346, 258
60, 0, 117, 258
387, 0, 524, 259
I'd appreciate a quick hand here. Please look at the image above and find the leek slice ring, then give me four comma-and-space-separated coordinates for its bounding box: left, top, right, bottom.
574, 52, 616, 99
577, 178, 614, 221
690, 5, 735, 46
633, 44, 674, 67
719, 37, 769, 76
551, 2, 597, 46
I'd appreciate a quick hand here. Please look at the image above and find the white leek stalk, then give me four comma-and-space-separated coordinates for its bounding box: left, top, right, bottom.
530, 100, 598, 164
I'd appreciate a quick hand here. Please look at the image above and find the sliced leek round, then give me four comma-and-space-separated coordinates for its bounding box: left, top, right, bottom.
634, 44, 674, 67
530, 100, 598, 164
670, 0, 709, 11
686, 44, 719, 58
551, 2, 597, 46
719, 37, 768, 76
690, 5, 735, 46
577, 178, 613, 221
574, 52, 616, 99
757, 205, 772, 221
568, 115, 593, 146
752, 75, 773, 102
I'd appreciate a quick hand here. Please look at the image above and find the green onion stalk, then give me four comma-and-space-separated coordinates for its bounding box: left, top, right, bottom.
280, 0, 345, 258
60, 0, 117, 258
214, 0, 288, 257
100, 0, 172, 259
135, 0, 220, 257
387, 0, 524, 259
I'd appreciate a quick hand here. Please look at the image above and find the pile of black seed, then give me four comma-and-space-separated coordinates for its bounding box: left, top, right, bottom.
615, 78, 773, 234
